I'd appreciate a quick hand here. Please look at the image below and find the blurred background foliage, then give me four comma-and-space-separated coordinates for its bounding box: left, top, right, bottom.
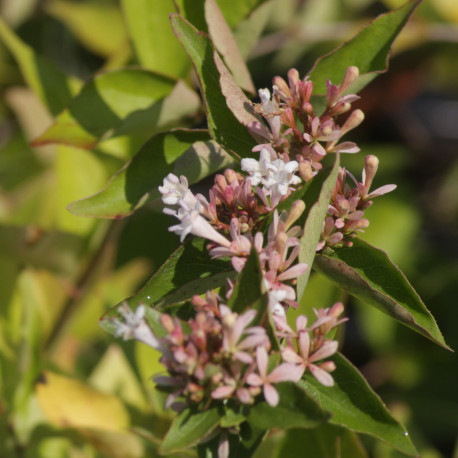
0, 0, 456, 456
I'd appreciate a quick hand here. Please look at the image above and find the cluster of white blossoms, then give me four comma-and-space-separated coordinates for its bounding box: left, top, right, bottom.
241, 147, 301, 208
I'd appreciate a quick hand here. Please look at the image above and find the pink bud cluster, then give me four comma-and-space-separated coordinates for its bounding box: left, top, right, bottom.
113, 295, 346, 410
317, 155, 397, 251
250, 66, 364, 176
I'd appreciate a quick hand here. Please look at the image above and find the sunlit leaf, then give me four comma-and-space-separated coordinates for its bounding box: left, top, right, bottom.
0, 16, 81, 115
121, 0, 191, 78
171, 14, 256, 156
32, 69, 178, 149
67, 130, 233, 219
302, 353, 418, 456
308, 0, 421, 110
297, 154, 340, 301
45, 0, 127, 57
314, 238, 450, 349
36, 371, 130, 431
89, 345, 148, 412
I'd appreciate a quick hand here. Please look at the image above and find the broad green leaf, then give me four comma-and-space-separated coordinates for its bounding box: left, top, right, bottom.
0, 16, 81, 115
32, 69, 180, 149
0, 224, 83, 275
124, 238, 231, 310
67, 130, 233, 219
314, 238, 450, 349
171, 14, 256, 156
308, 0, 421, 96
45, 0, 127, 57
277, 425, 368, 458
89, 345, 148, 412
205, 0, 255, 93
228, 248, 264, 314
55, 145, 108, 235
121, 0, 191, 78
302, 353, 418, 456
248, 382, 330, 430
160, 406, 222, 453
297, 154, 340, 301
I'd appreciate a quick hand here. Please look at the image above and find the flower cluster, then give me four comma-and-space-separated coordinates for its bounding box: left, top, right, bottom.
317, 155, 397, 251
160, 169, 308, 316
113, 295, 346, 410
249, 66, 364, 176
113, 67, 398, 451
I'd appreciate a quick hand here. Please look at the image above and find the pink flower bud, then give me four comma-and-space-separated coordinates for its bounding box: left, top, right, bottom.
299, 161, 314, 182
284, 200, 306, 230
339, 66, 359, 94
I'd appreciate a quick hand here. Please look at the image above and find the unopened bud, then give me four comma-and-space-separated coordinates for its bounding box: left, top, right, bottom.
319, 360, 336, 372
331, 101, 351, 116
299, 79, 313, 103
285, 200, 306, 230
160, 314, 175, 333
340, 109, 364, 135
299, 161, 313, 182
339, 66, 359, 94
215, 174, 227, 192
273, 76, 290, 98
224, 168, 238, 185
329, 302, 344, 318
275, 231, 289, 256
363, 155, 379, 191
287, 68, 300, 90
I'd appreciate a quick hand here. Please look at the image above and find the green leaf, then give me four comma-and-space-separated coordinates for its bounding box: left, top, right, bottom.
121, 0, 191, 78
308, 0, 420, 108
277, 425, 368, 458
314, 238, 450, 349
248, 382, 330, 430
124, 238, 231, 309
205, 0, 255, 93
0, 16, 81, 115
297, 154, 340, 301
32, 69, 183, 149
67, 129, 233, 219
45, 0, 127, 57
227, 248, 264, 314
171, 14, 256, 156
160, 406, 222, 453
302, 353, 418, 456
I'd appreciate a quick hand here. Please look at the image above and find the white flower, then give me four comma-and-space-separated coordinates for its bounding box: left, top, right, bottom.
159, 174, 191, 205
242, 149, 301, 204
113, 304, 163, 351
169, 200, 231, 247
241, 148, 272, 186
266, 158, 301, 196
